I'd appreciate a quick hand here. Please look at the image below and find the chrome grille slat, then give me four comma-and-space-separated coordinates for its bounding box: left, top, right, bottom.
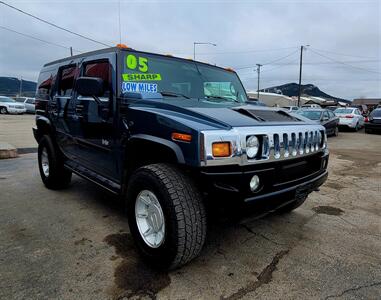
201, 125, 327, 167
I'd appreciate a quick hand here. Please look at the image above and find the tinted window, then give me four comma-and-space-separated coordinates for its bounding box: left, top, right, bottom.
0, 97, 16, 103
26, 99, 35, 104
37, 71, 56, 100
83, 61, 111, 98
59, 65, 78, 96
323, 111, 330, 120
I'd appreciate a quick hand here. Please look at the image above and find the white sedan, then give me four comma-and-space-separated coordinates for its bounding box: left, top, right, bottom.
0, 96, 26, 114
334, 107, 364, 131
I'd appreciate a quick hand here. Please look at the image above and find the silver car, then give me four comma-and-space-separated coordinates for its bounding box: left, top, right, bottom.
334, 107, 364, 131
15, 97, 36, 113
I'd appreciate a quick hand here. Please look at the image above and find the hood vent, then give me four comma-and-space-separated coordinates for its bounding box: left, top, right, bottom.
233, 108, 300, 122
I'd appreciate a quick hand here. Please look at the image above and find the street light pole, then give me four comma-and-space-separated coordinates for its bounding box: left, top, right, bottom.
256, 64, 262, 100
193, 42, 217, 60
297, 44, 309, 107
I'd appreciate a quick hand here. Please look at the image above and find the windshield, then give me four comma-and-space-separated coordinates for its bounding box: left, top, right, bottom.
298, 110, 322, 120
120, 51, 248, 104
0, 97, 15, 103
371, 110, 381, 117
334, 108, 353, 114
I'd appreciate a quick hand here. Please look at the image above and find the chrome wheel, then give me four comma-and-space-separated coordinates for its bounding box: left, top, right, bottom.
41, 148, 49, 177
135, 190, 165, 248
0, 107, 7, 114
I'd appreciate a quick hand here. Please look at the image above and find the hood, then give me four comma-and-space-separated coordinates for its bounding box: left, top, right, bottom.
128, 99, 312, 130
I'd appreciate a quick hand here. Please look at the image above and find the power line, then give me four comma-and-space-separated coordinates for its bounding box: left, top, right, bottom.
171, 46, 298, 56
309, 48, 381, 74
309, 48, 378, 60
234, 50, 299, 70
0, 25, 83, 53
0, 1, 111, 48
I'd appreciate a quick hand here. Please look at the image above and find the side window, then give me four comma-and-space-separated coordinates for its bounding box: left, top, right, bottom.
328, 111, 334, 118
37, 71, 55, 100
323, 111, 329, 120
83, 61, 112, 99
26, 99, 34, 104
58, 65, 78, 96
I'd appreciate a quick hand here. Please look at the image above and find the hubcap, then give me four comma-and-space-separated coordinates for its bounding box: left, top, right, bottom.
135, 190, 165, 248
41, 148, 49, 177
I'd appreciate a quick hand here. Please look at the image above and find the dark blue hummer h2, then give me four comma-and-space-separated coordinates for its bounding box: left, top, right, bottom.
33, 46, 328, 269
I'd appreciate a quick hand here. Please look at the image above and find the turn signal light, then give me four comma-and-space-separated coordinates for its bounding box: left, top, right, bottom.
365, 117, 369, 122
212, 142, 231, 157
172, 132, 192, 142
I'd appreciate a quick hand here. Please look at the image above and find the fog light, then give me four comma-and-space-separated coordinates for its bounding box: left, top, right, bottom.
250, 175, 260, 192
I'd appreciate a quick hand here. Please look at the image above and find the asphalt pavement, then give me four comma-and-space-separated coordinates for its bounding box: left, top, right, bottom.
0, 131, 380, 299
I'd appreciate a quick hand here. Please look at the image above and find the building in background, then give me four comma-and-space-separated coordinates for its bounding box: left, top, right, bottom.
352, 98, 381, 111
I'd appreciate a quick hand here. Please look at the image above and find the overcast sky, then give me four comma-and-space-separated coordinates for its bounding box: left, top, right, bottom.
0, 0, 380, 99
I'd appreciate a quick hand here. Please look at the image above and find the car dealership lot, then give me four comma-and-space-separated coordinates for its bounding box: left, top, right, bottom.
0, 129, 380, 299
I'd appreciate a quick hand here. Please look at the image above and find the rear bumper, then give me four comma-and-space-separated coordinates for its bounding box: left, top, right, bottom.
365, 123, 381, 131
338, 118, 357, 128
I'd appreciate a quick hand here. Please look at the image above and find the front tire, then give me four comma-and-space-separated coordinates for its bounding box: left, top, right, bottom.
126, 163, 206, 270
0, 107, 8, 114
333, 126, 339, 137
38, 135, 72, 189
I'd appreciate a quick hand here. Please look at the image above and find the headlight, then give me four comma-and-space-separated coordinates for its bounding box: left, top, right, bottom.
246, 135, 259, 159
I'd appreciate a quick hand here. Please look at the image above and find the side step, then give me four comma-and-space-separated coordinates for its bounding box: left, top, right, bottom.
64, 161, 121, 194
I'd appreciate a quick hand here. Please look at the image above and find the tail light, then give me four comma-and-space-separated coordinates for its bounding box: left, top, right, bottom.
345, 115, 354, 118
365, 117, 369, 122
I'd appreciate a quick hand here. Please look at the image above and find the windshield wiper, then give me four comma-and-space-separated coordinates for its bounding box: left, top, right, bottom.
205, 95, 240, 103
160, 91, 191, 99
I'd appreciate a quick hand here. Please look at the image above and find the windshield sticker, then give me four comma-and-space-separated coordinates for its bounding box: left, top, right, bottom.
122, 82, 158, 93
126, 54, 148, 72
122, 73, 162, 81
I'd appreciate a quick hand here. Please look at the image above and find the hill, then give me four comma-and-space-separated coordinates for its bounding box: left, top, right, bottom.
261, 83, 351, 103
0, 77, 37, 97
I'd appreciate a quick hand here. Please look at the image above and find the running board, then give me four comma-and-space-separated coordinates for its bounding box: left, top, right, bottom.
64, 161, 121, 194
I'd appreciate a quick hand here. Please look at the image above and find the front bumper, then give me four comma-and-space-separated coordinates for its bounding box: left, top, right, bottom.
7, 107, 26, 114
198, 150, 328, 211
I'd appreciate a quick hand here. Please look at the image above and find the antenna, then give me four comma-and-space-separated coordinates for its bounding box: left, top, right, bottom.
118, 0, 122, 44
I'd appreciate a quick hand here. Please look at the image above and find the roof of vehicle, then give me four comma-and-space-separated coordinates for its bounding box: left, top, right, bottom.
43, 46, 233, 73
299, 108, 326, 112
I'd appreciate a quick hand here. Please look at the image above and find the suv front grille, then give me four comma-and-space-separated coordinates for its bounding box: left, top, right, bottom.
258, 129, 324, 161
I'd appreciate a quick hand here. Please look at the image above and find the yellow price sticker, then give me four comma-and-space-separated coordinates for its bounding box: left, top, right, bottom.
122, 73, 162, 81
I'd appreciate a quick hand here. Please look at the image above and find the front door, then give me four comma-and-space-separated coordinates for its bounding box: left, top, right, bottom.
70, 54, 118, 181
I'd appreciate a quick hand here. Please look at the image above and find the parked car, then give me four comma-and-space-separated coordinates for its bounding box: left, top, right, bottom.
0, 96, 26, 114
364, 108, 381, 134
33, 46, 328, 269
325, 106, 339, 112
247, 98, 267, 106
282, 106, 300, 112
297, 108, 339, 136
334, 107, 364, 131
15, 97, 36, 113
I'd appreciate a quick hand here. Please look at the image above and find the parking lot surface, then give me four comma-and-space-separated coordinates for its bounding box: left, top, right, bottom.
0, 114, 37, 149
0, 131, 380, 299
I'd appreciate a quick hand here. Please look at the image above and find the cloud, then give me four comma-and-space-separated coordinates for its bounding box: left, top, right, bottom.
0, 0, 379, 99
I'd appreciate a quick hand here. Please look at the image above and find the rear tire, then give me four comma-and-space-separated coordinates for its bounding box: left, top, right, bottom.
365, 128, 372, 134
38, 135, 72, 189
333, 126, 339, 137
126, 163, 206, 270
354, 122, 360, 131
0, 107, 8, 114
277, 196, 308, 214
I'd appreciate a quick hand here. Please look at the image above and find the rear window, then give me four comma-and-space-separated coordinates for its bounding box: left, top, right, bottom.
334, 108, 353, 114
298, 110, 322, 120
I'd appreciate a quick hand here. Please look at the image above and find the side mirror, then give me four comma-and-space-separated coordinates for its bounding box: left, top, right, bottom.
76, 77, 104, 97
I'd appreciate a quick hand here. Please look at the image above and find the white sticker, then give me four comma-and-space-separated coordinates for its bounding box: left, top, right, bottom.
122, 81, 158, 93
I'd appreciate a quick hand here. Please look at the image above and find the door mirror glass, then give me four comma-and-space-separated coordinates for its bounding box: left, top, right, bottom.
76, 77, 104, 97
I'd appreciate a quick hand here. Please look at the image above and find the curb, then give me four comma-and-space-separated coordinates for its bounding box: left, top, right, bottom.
0, 143, 18, 159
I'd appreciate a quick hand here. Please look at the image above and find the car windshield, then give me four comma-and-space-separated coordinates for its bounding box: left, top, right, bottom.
0, 97, 16, 103
298, 110, 322, 120
121, 51, 248, 104
334, 108, 353, 114
371, 110, 381, 117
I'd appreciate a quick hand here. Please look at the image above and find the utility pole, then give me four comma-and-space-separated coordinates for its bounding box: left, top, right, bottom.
298, 44, 309, 107
256, 64, 262, 100
70, 46, 73, 56
19, 76, 22, 97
